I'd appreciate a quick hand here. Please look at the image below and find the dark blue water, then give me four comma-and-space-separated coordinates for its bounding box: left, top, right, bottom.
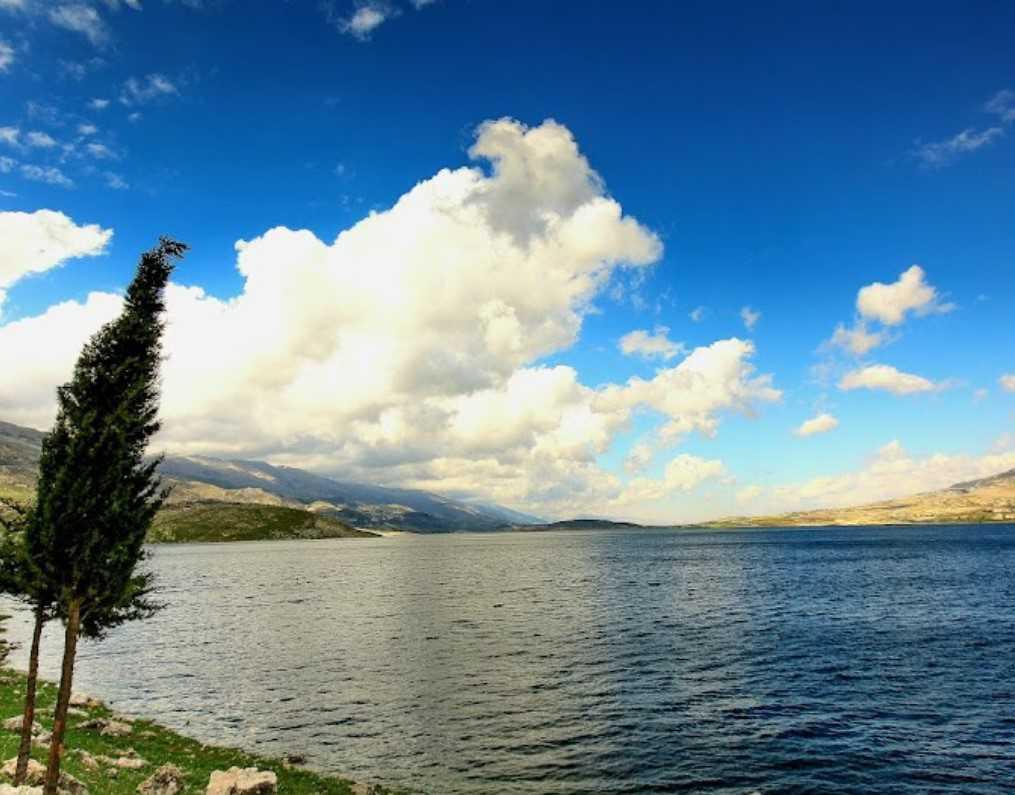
6, 525, 1015, 793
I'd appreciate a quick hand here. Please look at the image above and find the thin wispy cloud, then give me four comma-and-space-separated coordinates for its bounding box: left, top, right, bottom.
26, 131, 58, 148
915, 127, 1003, 168
985, 89, 1015, 123
0, 39, 14, 72
85, 141, 117, 159
88, 98, 111, 110
48, 4, 111, 47
120, 73, 179, 105
915, 88, 1015, 168
326, 0, 437, 40
740, 306, 761, 331
18, 163, 74, 188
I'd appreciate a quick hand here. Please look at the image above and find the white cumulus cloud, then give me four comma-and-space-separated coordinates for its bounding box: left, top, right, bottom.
618, 325, 684, 360
0, 119, 681, 516
856, 265, 951, 326
0, 209, 112, 315
838, 364, 936, 395
794, 412, 839, 437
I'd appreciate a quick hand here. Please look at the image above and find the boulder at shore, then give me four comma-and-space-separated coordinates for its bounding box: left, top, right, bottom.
206, 766, 277, 794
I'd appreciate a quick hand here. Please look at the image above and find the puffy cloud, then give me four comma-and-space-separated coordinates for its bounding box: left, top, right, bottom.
1000, 374, 1015, 393
825, 265, 951, 357
0, 209, 112, 313
773, 438, 1015, 511
0, 127, 19, 146
740, 305, 760, 331
78, 123, 97, 135
0, 119, 679, 515
88, 98, 110, 110
838, 364, 936, 395
331, 1, 395, 39
600, 338, 781, 443
827, 321, 885, 355
794, 412, 838, 437
618, 325, 684, 360
120, 74, 178, 105
915, 127, 1003, 167
0, 291, 122, 425
48, 4, 110, 47
616, 454, 725, 505
856, 265, 951, 325
689, 306, 706, 322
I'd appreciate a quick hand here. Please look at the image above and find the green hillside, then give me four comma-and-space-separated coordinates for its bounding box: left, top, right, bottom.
148, 502, 379, 543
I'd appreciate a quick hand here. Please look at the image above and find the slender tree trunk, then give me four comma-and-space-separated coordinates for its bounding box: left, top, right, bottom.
43, 599, 80, 795
14, 605, 45, 784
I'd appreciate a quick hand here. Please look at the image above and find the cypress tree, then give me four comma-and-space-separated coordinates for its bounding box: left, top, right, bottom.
0, 501, 55, 784
1, 504, 159, 784
31, 237, 186, 794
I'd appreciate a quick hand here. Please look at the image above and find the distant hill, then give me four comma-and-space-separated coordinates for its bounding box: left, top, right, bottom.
511, 519, 647, 532
149, 502, 378, 543
702, 468, 1015, 528
0, 419, 542, 535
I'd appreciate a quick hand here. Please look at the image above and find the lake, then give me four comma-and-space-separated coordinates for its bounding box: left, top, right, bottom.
4, 525, 1015, 793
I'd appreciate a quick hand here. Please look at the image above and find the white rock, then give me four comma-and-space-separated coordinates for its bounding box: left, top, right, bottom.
0, 785, 43, 795
1, 718, 42, 736
68, 694, 100, 709
1, 757, 45, 784
0, 760, 85, 795
137, 764, 186, 795
205, 767, 277, 794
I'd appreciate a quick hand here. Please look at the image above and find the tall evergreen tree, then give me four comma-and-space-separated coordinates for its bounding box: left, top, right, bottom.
31, 237, 186, 794
1, 504, 159, 784
0, 501, 55, 784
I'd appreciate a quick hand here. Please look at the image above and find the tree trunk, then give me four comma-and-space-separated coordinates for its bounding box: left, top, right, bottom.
14, 605, 45, 784
43, 599, 80, 795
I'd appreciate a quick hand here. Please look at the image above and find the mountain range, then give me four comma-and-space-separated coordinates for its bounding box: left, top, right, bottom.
699, 468, 1015, 528
0, 419, 540, 534
3, 419, 1014, 536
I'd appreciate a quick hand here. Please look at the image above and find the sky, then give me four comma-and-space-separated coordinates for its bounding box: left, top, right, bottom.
0, 0, 1013, 523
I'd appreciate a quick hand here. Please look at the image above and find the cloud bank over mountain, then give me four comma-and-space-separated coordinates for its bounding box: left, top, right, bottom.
0, 118, 784, 519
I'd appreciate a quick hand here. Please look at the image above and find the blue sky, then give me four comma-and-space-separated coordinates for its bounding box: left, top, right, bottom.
1, 0, 1013, 521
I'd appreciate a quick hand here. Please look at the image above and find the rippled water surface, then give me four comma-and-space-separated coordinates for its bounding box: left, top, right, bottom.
6, 525, 1015, 793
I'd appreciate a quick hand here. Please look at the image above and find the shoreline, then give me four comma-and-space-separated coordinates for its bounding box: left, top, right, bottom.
0, 667, 396, 794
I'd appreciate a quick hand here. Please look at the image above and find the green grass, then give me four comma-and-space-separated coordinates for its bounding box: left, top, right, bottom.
147, 502, 378, 543
0, 668, 391, 793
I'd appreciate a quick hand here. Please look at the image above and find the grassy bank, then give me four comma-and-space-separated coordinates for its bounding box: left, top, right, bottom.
0, 667, 388, 793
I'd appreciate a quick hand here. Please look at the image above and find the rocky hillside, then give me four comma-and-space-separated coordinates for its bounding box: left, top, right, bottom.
703, 469, 1015, 528
0, 419, 540, 534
